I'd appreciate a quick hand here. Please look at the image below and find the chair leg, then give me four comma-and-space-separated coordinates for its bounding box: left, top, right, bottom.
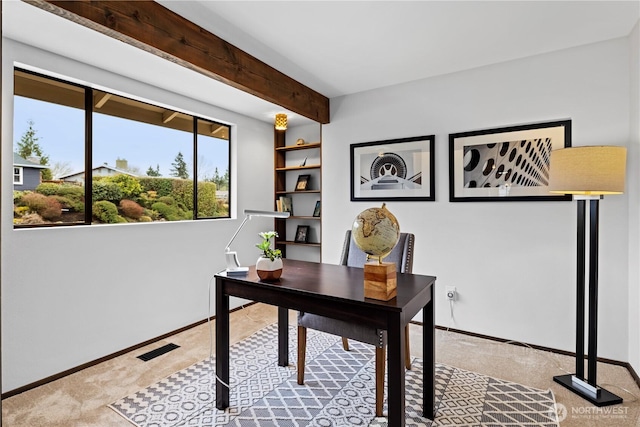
342, 337, 350, 351
375, 346, 385, 417
405, 324, 411, 370
297, 326, 307, 385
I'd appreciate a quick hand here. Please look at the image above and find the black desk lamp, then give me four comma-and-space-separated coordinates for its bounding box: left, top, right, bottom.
224, 209, 289, 275
549, 146, 626, 406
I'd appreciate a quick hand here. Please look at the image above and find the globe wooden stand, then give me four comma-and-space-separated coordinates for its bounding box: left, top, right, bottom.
364, 262, 397, 301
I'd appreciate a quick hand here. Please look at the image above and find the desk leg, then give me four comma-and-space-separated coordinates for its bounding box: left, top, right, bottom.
423, 284, 435, 419
278, 307, 289, 366
215, 278, 230, 410
387, 314, 406, 427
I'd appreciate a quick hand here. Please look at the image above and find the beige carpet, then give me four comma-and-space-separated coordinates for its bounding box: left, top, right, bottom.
2, 303, 640, 426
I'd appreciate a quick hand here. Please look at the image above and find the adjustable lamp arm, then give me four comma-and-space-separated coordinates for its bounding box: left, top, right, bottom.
224, 210, 289, 273
224, 215, 251, 254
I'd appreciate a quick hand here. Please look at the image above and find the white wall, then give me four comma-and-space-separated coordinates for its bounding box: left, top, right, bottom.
323, 37, 633, 362
628, 20, 640, 375
1, 43, 274, 392
2, 1, 637, 394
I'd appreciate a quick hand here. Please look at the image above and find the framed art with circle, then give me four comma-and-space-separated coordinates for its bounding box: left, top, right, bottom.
350, 135, 435, 201
449, 119, 572, 202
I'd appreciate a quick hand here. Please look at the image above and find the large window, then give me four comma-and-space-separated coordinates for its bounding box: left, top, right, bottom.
12, 68, 231, 227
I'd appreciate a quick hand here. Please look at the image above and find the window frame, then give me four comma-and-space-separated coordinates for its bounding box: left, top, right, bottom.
13, 167, 23, 185
13, 67, 232, 228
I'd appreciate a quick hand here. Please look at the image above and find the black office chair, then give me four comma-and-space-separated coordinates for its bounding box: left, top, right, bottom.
297, 230, 415, 417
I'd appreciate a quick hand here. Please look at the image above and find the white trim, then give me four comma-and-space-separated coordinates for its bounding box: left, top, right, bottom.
13, 166, 23, 185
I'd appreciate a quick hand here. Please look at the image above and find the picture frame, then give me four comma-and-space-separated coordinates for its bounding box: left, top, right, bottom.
350, 135, 435, 201
294, 225, 310, 243
449, 120, 572, 202
295, 174, 311, 191
312, 200, 321, 217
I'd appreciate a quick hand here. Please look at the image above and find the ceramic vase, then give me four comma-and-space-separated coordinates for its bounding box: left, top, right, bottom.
256, 256, 283, 281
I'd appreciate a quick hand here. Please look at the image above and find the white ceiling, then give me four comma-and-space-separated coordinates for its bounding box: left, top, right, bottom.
159, 1, 640, 98
4, 1, 639, 126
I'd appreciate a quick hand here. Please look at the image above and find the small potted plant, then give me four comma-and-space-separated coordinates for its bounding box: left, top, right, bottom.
255, 231, 283, 281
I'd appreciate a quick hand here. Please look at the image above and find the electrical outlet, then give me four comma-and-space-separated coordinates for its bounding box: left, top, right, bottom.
446, 286, 457, 301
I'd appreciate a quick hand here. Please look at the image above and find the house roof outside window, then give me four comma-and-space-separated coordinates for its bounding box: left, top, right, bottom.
13, 152, 48, 169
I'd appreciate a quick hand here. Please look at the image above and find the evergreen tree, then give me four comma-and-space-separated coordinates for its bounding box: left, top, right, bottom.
16, 120, 52, 180
170, 152, 189, 179
146, 164, 161, 177
221, 167, 230, 190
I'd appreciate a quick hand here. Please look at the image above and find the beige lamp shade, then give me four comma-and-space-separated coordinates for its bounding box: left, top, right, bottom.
274, 113, 287, 130
548, 146, 626, 195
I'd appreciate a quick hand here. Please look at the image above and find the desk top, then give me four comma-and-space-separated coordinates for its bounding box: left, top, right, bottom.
217, 259, 435, 313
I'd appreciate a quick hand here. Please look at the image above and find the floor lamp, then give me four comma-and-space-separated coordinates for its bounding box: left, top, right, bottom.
549, 146, 626, 406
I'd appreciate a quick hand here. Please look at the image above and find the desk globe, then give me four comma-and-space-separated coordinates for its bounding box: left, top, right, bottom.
352, 203, 400, 262
352, 203, 400, 300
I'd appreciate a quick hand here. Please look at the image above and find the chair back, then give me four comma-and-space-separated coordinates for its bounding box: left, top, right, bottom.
339, 230, 414, 274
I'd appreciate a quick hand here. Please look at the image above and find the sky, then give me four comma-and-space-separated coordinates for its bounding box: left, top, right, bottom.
13, 96, 229, 180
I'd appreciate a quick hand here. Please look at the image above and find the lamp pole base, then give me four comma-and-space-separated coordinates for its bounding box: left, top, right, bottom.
553, 374, 622, 407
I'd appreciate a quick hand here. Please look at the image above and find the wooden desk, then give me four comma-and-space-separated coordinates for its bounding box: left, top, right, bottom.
215, 259, 436, 427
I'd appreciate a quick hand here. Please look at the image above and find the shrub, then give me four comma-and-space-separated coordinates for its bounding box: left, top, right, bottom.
92, 180, 123, 203
93, 200, 119, 223
139, 215, 152, 222
56, 185, 84, 199
119, 199, 144, 219
14, 206, 29, 217
20, 192, 48, 213
13, 190, 27, 204
40, 197, 62, 221
217, 200, 230, 217
20, 193, 62, 221
197, 181, 217, 217
171, 179, 194, 211
138, 177, 173, 197
137, 191, 158, 209
151, 201, 190, 221
52, 195, 84, 213
151, 202, 178, 221
157, 196, 176, 206
143, 208, 160, 221
35, 182, 60, 196
107, 174, 143, 199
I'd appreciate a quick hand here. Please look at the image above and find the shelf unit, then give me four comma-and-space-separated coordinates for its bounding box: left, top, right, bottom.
274, 127, 322, 262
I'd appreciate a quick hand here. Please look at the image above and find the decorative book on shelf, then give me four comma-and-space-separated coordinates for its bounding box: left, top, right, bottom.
276, 196, 293, 215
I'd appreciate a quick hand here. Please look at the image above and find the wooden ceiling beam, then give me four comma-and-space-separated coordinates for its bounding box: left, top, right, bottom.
162, 110, 178, 124
94, 92, 111, 109
211, 124, 226, 137
28, 0, 330, 124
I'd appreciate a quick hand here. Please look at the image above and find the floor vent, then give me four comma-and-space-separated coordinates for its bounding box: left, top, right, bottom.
137, 343, 180, 362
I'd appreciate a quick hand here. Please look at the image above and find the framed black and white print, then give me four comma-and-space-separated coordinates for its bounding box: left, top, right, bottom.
449, 120, 572, 202
350, 135, 435, 201
295, 225, 310, 243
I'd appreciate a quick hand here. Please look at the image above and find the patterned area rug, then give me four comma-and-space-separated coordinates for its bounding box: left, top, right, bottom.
110, 324, 559, 426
